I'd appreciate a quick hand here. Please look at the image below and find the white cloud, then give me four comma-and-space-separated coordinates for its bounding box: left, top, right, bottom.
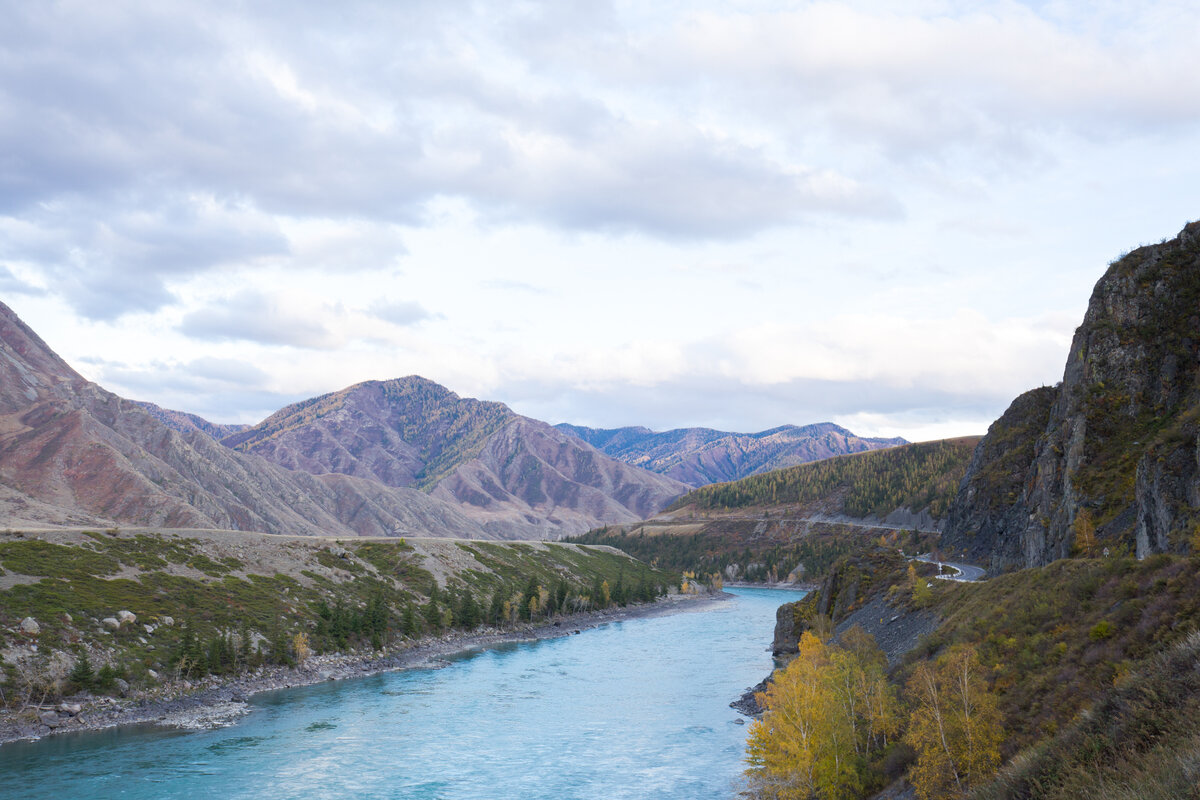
179, 290, 337, 349
2, 1, 1198, 437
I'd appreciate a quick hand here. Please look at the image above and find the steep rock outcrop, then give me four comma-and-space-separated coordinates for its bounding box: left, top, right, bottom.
943, 221, 1200, 569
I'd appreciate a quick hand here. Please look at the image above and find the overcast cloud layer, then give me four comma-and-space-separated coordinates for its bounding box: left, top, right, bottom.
3, 0, 1199, 440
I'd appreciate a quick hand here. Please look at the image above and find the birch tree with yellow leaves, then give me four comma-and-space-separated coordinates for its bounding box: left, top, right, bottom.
745, 627, 898, 799
904, 645, 1002, 799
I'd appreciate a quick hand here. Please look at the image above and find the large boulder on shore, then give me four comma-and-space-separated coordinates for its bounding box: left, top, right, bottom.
772, 601, 807, 657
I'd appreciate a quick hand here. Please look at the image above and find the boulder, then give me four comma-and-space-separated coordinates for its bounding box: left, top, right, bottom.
56, 702, 82, 716
113, 678, 129, 696
772, 601, 807, 657
39, 711, 60, 728
102, 617, 120, 630
117, 610, 136, 625
18, 617, 39, 635
161, 616, 175, 627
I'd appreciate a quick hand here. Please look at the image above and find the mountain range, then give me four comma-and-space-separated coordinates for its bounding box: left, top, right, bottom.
0, 301, 899, 540
0, 302, 694, 538
557, 422, 905, 487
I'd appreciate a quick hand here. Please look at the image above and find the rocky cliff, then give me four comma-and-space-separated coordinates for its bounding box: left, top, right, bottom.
943, 221, 1200, 569
557, 422, 905, 487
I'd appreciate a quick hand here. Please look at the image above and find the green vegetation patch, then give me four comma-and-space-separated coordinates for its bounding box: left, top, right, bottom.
0, 540, 122, 578
569, 521, 938, 586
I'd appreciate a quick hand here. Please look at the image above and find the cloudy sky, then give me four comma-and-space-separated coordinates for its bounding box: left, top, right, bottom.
3, 0, 1198, 440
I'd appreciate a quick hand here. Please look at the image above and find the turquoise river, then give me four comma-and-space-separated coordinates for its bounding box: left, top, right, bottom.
0, 587, 805, 799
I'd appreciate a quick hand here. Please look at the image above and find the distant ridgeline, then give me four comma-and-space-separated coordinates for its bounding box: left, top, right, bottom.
556, 421, 906, 487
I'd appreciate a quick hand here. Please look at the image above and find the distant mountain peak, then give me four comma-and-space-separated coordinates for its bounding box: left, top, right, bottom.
556, 421, 906, 487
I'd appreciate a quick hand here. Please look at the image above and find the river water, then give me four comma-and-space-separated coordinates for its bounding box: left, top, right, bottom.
0, 587, 804, 800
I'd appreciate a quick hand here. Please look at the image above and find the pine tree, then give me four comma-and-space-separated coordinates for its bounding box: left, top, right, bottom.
68, 649, 95, 691
401, 603, 418, 637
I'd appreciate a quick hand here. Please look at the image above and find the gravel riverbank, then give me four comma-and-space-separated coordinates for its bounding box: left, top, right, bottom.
0, 592, 728, 746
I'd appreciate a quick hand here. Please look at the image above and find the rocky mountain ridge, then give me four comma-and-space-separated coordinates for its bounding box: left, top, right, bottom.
556, 421, 905, 487
222, 376, 688, 538
0, 303, 684, 538
943, 221, 1200, 569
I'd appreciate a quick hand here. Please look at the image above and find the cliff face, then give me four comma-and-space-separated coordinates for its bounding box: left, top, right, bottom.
943, 221, 1200, 569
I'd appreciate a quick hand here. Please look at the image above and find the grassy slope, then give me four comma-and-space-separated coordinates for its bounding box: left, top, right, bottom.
752, 546, 1200, 798
855, 553, 1200, 800
913, 555, 1200, 754
0, 529, 674, 702
570, 519, 939, 585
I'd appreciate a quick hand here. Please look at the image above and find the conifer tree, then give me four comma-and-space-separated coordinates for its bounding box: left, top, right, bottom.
68, 649, 95, 691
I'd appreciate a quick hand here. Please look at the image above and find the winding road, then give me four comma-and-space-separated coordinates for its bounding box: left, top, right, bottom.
914, 553, 987, 582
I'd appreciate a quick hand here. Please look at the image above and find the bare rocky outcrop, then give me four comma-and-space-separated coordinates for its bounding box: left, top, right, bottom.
943, 221, 1200, 569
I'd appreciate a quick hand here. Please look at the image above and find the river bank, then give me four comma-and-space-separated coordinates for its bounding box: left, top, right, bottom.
0, 591, 727, 746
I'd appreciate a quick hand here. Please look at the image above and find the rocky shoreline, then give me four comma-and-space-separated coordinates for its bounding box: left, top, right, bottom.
0, 592, 727, 746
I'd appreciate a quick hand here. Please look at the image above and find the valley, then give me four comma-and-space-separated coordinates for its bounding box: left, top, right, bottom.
2, 220, 1200, 800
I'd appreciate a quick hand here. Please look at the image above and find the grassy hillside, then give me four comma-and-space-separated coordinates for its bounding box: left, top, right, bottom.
914, 554, 1200, 755
671, 437, 978, 519
972, 629, 1200, 800
0, 529, 674, 707
569, 438, 972, 584
747, 545, 1200, 799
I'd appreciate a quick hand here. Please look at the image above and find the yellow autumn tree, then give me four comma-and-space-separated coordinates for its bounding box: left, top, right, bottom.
745, 628, 898, 800
838, 626, 900, 758
746, 632, 835, 799
292, 632, 310, 663
904, 645, 1002, 799
909, 563, 932, 607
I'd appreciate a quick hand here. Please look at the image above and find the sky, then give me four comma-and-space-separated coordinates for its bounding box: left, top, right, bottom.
2, 0, 1199, 441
